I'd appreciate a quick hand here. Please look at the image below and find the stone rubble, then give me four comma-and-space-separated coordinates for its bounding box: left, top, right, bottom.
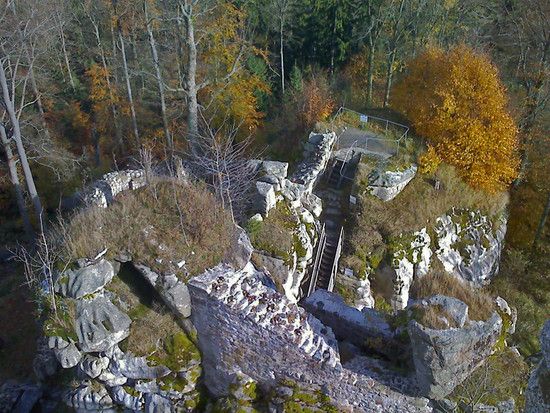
368, 164, 417, 201
85, 169, 146, 208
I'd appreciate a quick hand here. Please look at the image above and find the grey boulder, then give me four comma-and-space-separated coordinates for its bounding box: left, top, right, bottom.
145, 393, 172, 413
47, 336, 82, 368
0, 382, 42, 413
78, 354, 110, 379
64, 381, 115, 411
110, 353, 170, 380
111, 386, 143, 411
409, 310, 502, 399
134, 264, 191, 319
525, 320, 550, 413
224, 226, 253, 271
75, 294, 131, 352
55, 259, 115, 299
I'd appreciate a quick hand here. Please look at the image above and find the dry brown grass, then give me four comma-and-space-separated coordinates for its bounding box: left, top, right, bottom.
345, 163, 508, 269
125, 302, 181, 357
411, 304, 459, 330
410, 271, 495, 321
56, 178, 234, 279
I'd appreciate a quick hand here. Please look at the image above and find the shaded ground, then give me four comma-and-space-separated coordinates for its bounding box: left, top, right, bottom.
337, 127, 398, 158
0, 262, 40, 382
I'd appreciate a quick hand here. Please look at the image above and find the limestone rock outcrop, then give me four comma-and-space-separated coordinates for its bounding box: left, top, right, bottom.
390, 228, 432, 311
188, 262, 431, 412
55, 259, 115, 299
435, 209, 506, 285
368, 164, 417, 201
525, 320, 550, 413
408, 299, 503, 399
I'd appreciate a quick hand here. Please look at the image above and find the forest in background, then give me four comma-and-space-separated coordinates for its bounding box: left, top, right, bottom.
0, 0, 549, 367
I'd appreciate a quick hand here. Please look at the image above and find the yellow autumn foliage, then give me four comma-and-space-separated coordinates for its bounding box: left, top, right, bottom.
201, 2, 270, 135
393, 45, 519, 193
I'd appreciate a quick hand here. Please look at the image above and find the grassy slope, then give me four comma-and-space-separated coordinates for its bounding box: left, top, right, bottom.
57, 179, 234, 279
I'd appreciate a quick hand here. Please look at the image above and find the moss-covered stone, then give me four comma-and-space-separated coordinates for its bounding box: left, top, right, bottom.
43, 297, 78, 342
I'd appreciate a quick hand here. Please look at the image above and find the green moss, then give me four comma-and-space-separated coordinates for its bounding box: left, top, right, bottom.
43, 298, 78, 342
374, 295, 393, 314
122, 386, 141, 397
283, 401, 315, 413
388, 233, 418, 265
450, 347, 529, 410
293, 392, 318, 404
158, 372, 188, 392
335, 282, 355, 306
243, 381, 258, 400
293, 234, 308, 259
147, 332, 200, 372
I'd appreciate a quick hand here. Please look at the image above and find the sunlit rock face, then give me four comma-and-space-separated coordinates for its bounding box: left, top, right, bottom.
367, 164, 417, 201
434, 208, 506, 285
188, 263, 432, 412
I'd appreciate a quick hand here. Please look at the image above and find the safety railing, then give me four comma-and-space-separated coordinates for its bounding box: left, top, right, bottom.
307, 223, 326, 297
327, 226, 344, 293
332, 106, 409, 156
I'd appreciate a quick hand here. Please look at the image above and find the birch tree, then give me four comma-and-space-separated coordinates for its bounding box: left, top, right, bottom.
0, 36, 43, 225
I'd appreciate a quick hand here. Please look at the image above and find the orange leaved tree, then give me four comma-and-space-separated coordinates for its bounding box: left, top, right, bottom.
393, 45, 520, 193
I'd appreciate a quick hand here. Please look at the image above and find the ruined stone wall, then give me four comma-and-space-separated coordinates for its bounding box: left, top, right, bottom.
188, 263, 431, 412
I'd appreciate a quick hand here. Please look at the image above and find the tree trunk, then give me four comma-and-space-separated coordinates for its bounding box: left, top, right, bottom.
0, 124, 33, 239
367, 41, 375, 107
0, 61, 43, 223
383, 50, 396, 108
145, 1, 172, 150
330, 6, 337, 76
118, 29, 141, 148
182, 4, 199, 151
91, 20, 124, 149
58, 18, 75, 89
534, 191, 550, 247
10, 1, 52, 141
280, 17, 285, 96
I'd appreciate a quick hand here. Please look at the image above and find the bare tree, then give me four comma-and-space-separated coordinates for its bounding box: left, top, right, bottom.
189, 115, 258, 223
13, 214, 69, 317
0, 121, 33, 238
112, 0, 141, 149
144, 0, 172, 150
0, 56, 43, 224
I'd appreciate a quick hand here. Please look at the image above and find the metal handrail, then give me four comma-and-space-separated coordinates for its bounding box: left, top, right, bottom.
328, 227, 344, 292
307, 223, 326, 297
332, 107, 410, 155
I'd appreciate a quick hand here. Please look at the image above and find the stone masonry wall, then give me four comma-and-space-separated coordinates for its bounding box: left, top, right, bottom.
188, 263, 431, 412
